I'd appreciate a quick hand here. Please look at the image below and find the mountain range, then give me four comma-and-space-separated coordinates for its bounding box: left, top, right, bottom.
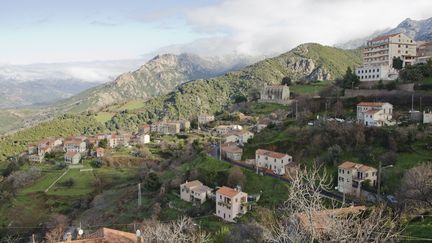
337, 17, 432, 49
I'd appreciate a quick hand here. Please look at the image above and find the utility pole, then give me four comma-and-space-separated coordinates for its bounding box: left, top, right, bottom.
420, 96, 423, 111
377, 160, 382, 201
138, 183, 142, 207
219, 136, 221, 160
295, 100, 298, 120
411, 94, 414, 111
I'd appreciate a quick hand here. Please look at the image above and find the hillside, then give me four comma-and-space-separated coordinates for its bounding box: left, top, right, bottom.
337, 17, 432, 49
105, 43, 362, 129
52, 53, 255, 114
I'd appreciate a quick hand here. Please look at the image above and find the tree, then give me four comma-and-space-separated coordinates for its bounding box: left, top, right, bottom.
326, 145, 342, 166
90, 159, 103, 168
398, 163, 432, 210
333, 100, 343, 118
342, 67, 360, 88
144, 172, 161, 191
2, 162, 19, 177
227, 166, 246, 189
223, 223, 267, 243
98, 138, 108, 149
140, 217, 210, 242
45, 214, 69, 243
392, 57, 403, 70
62, 178, 75, 188
266, 166, 403, 242
281, 76, 292, 86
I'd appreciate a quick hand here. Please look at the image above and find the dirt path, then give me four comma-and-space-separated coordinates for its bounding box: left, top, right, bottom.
45, 169, 70, 193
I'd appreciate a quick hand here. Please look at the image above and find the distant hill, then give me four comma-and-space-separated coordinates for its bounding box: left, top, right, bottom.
52, 53, 258, 114
337, 17, 432, 49
105, 43, 362, 129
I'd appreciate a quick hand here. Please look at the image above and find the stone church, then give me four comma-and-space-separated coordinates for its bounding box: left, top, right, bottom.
259, 84, 291, 105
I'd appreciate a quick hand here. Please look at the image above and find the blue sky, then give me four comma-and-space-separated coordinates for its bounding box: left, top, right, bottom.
0, 0, 221, 64
1, 0, 431, 64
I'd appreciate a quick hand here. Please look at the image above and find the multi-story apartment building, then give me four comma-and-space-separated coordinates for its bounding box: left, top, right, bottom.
417, 42, 432, 64
357, 102, 393, 127
63, 140, 87, 153
180, 180, 212, 204
337, 161, 377, 197
255, 149, 293, 175
356, 33, 416, 82
216, 186, 248, 222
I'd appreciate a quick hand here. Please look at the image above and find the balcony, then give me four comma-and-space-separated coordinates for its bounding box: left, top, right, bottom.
217, 201, 232, 209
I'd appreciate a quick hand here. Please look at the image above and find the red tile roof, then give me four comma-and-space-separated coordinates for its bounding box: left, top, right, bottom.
338, 161, 376, 172
368, 33, 400, 43
221, 145, 242, 153
217, 186, 239, 198
357, 102, 385, 107
256, 149, 289, 159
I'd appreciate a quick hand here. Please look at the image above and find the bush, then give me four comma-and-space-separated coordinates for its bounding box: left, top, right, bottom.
143, 172, 161, 191
62, 178, 75, 188
90, 159, 103, 168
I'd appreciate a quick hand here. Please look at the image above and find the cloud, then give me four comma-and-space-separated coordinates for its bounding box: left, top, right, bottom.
89, 20, 119, 27
183, 0, 432, 55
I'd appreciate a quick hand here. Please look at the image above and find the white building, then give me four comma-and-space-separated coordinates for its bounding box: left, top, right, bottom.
136, 134, 150, 144
180, 180, 212, 204
63, 140, 87, 153
424, 110, 432, 124
224, 130, 254, 145
214, 125, 243, 135
198, 114, 215, 124
356, 33, 417, 82
416, 42, 432, 64
255, 149, 293, 175
64, 151, 81, 164
337, 161, 377, 198
357, 102, 393, 127
216, 186, 248, 222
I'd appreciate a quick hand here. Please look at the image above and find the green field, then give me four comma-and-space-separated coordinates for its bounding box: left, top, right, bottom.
115, 100, 146, 111
290, 80, 333, 95
404, 216, 432, 242
95, 112, 115, 123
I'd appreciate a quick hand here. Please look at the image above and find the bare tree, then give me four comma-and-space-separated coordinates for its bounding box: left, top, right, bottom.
45, 214, 69, 243
227, 166, 246, 189
139, 217, 210, 243
267, 166, 403, 242
398, 162, 432, 210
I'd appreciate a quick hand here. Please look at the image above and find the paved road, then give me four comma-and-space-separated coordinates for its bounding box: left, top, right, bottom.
209, 144, 354, 204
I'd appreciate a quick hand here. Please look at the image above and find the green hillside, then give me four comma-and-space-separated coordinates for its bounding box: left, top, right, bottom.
105, 43, 362, 129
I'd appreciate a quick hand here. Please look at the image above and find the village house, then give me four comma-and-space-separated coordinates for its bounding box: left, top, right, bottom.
356, 33, 416, 82
424, 110, 432, 124
180, 180, 212, 204
109, 132, 131, 148
357, 102, 393, 127
29, 154, 44, 163
256, 149, 293, 175
337, 161, 378, 197
64, 140, 87, 153
27, 144, 37, 155
214, 124, 243, 135
224, 130, 254, 145
256, 117, 272, 133
136, 133, 150, 144
294, 206, 366, 237
259, 84, 290, 105
138, 124, 151, 134
221, 142, 243, 161
178, 119, 191, 131
151, 121, 181, 135
216, 186, 248, 222
198, 114, 215, 124
95, 147, 105, 158
416, 41, 432, 64
64, 151, 81, 164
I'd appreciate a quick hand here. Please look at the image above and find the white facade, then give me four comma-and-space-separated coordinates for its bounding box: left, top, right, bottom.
337, 161, 377, 197
216, 186, 248, 222
137, 134, 150, 144
424, 111, 432, 124
64, 141, 86, 153
198, 115, 215, 124
357, 102, 393, 127
356, 33, 416, 82
224, 131, 254, 145
180, 180, 211, 204
255, 149, 292, 175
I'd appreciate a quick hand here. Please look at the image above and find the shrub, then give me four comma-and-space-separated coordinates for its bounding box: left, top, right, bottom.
62, 178, 75, 188
90, 159, 103, 168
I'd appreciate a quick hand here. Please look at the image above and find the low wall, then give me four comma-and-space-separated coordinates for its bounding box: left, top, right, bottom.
344, 89, 414, 98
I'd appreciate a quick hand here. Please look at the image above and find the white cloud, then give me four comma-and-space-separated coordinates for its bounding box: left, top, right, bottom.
184, 0, 432, 55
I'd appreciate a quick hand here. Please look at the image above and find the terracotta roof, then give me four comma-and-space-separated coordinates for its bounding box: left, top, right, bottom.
357, 102, 386, 107
65, 151, 79, 157
256, 149, 289, 159
338, 161, 376, 172
64, 140, 83, 145
368, 33, 400, 43
217, 186, 239, 198
221, 142, 237, 148
221, 145, 242, 153
183, 180, 203, 188
193, 185, 211, 194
